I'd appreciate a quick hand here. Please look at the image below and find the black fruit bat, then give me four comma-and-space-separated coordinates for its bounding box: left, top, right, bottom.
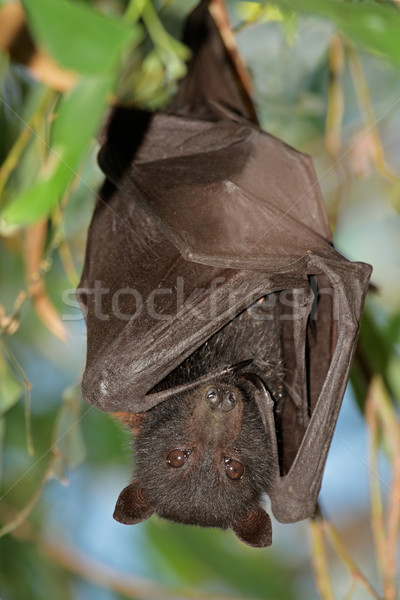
78, 0, 372, 547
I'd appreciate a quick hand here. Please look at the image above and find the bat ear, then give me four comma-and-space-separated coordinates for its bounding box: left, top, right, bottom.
231, 506, 272, 548
113, 481, 154, 525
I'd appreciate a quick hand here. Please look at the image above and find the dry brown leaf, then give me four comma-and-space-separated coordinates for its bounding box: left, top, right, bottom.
24, 221, 68, 342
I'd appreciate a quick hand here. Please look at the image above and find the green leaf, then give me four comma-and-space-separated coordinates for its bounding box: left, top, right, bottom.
146, 519, 297, 600
387, 355, 400, 404
2, 75, 112, 225
351, 304, 400, 410
274, 0, 400, 65
0, 350, 23, 415
21, 0, 141, 74
50, 385, 87, 482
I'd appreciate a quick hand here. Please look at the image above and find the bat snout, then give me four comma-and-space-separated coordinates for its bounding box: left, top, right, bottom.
205, 387, 237, 412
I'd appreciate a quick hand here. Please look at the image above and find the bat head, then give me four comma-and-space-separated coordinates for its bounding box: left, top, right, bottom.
113, 379, 274, 547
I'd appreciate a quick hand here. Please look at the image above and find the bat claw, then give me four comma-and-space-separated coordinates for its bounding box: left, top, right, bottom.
226, 359, 253, 374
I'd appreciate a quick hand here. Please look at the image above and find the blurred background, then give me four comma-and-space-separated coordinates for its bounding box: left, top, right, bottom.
0, 1, 400, 599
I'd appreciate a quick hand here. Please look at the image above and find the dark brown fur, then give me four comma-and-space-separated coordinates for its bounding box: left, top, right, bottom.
114, 297, 284, 546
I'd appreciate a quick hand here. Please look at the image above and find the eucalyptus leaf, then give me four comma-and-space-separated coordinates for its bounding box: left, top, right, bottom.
274, 0, 400, 65
0, 350, 23, 415
387, 355, 400, 404
146, 518, 296, 599
21, 0, 141, 74
50, 385, 87, 482
2, 75, 112, 225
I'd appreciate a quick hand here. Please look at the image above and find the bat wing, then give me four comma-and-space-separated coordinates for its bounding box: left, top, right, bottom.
79, 167, 371, 525
80, 132, 371, 420
98, 109, 333, 271
78, 0, 372, 526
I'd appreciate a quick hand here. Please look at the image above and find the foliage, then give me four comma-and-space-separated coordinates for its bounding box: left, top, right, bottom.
0, 1, 400, 599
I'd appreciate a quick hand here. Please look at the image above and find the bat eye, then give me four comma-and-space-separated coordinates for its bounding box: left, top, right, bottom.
224, 458, 244, 480
167, 449, 189, 468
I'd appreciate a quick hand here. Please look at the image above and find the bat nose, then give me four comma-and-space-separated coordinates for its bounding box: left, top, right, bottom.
205, 388, 237, 412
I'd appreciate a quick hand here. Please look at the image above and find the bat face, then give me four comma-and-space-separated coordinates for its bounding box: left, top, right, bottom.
134, 381, 273, 525
114, 300, 281, 547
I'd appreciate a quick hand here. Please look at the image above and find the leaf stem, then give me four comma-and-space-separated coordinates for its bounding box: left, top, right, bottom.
347, 44, 400, 184
0, 87, 57, 202
1, 341, 33, 457
310, 511, 335, 600
324, 521, 383, 600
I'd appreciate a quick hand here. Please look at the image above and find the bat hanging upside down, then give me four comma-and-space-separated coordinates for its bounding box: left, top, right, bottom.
78, 0, 372, 547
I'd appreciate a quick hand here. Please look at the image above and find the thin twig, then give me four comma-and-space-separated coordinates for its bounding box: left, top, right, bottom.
345, 579, 359, 600
124, 0, 148, 24
52, 209, 80, 287
310, 511, 335, 600
38, 539, 251, 600
1, 341, 33, 456
0, 211, 65, 340
141, 1, 187, 74
324, 521, 383, 600
0, 501, 254, 600
365, 379, 386, 587
324, 34, 350, 227
325, 35, 345, 158
24, 220, 68, 341
0, 87, 57, 201
347, 44, 400, 184
0, 453, 57, 538
371, 376, 400, 600
209, 0, 258, 124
